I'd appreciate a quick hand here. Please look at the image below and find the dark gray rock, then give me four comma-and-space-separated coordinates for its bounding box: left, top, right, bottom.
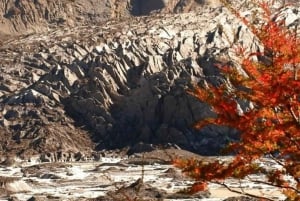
40, 174, 61, 180
3, 110, 19, 120
223, 196, 260, 201
167, 190, 211, 199
27, 196, 47, 201
8, 197, 20, 201
127, 142, 155, 156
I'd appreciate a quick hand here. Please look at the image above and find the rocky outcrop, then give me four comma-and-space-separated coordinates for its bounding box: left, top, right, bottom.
0, 0, 219, 38
0, 0, 298, 38
0, 1, 299, 156
0, 0, 114, 35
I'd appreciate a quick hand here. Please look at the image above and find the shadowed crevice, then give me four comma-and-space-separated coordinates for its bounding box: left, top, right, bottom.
130, 0, 166, 16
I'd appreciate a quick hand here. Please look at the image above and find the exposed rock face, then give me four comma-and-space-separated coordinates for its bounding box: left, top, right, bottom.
0, 0, 298, 38
0, 1, 299, 156
0, 0, 117, 35
0, 0, 217, 37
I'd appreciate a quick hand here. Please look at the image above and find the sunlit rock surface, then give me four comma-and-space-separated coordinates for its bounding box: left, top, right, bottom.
0, 149, 285, 201
0, 0, 219, 37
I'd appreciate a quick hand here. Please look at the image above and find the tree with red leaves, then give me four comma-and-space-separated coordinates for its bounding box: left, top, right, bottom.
175, 0, 300, 200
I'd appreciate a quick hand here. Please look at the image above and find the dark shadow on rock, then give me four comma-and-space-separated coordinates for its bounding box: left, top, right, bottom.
223, 196, 260, 201
3, 6, 21, 19
62, 52, 240, 156
130, 0, 165, 16
126, 142, 155, 156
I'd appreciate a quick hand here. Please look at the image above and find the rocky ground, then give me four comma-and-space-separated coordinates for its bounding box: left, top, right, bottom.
0, 148, 285, 201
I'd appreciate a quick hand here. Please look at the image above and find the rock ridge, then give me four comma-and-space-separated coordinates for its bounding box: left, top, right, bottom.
0, 0, 219, 38
0, 2, 299, 156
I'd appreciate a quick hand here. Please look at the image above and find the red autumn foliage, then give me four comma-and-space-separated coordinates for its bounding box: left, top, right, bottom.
175, 0, 300, 200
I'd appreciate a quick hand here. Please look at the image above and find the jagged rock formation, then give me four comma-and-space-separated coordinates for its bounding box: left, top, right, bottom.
0, 0, 217, 38
0, 1, 299, 157
0, 0, 122, 35
0, 0, 298, 38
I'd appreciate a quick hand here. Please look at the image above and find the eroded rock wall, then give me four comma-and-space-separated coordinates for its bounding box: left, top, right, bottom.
0, 0, 219, 37
0, 4, 255, 156
0, 1, 299, 157
0, 0, 122, 36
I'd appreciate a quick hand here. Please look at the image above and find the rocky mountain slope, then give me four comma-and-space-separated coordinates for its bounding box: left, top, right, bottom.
0, 0, 299, 158
0, 0, 217, 38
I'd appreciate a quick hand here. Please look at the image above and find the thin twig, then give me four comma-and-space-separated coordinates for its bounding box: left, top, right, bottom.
213, 180, 274, 201
246, 178, 300, 193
